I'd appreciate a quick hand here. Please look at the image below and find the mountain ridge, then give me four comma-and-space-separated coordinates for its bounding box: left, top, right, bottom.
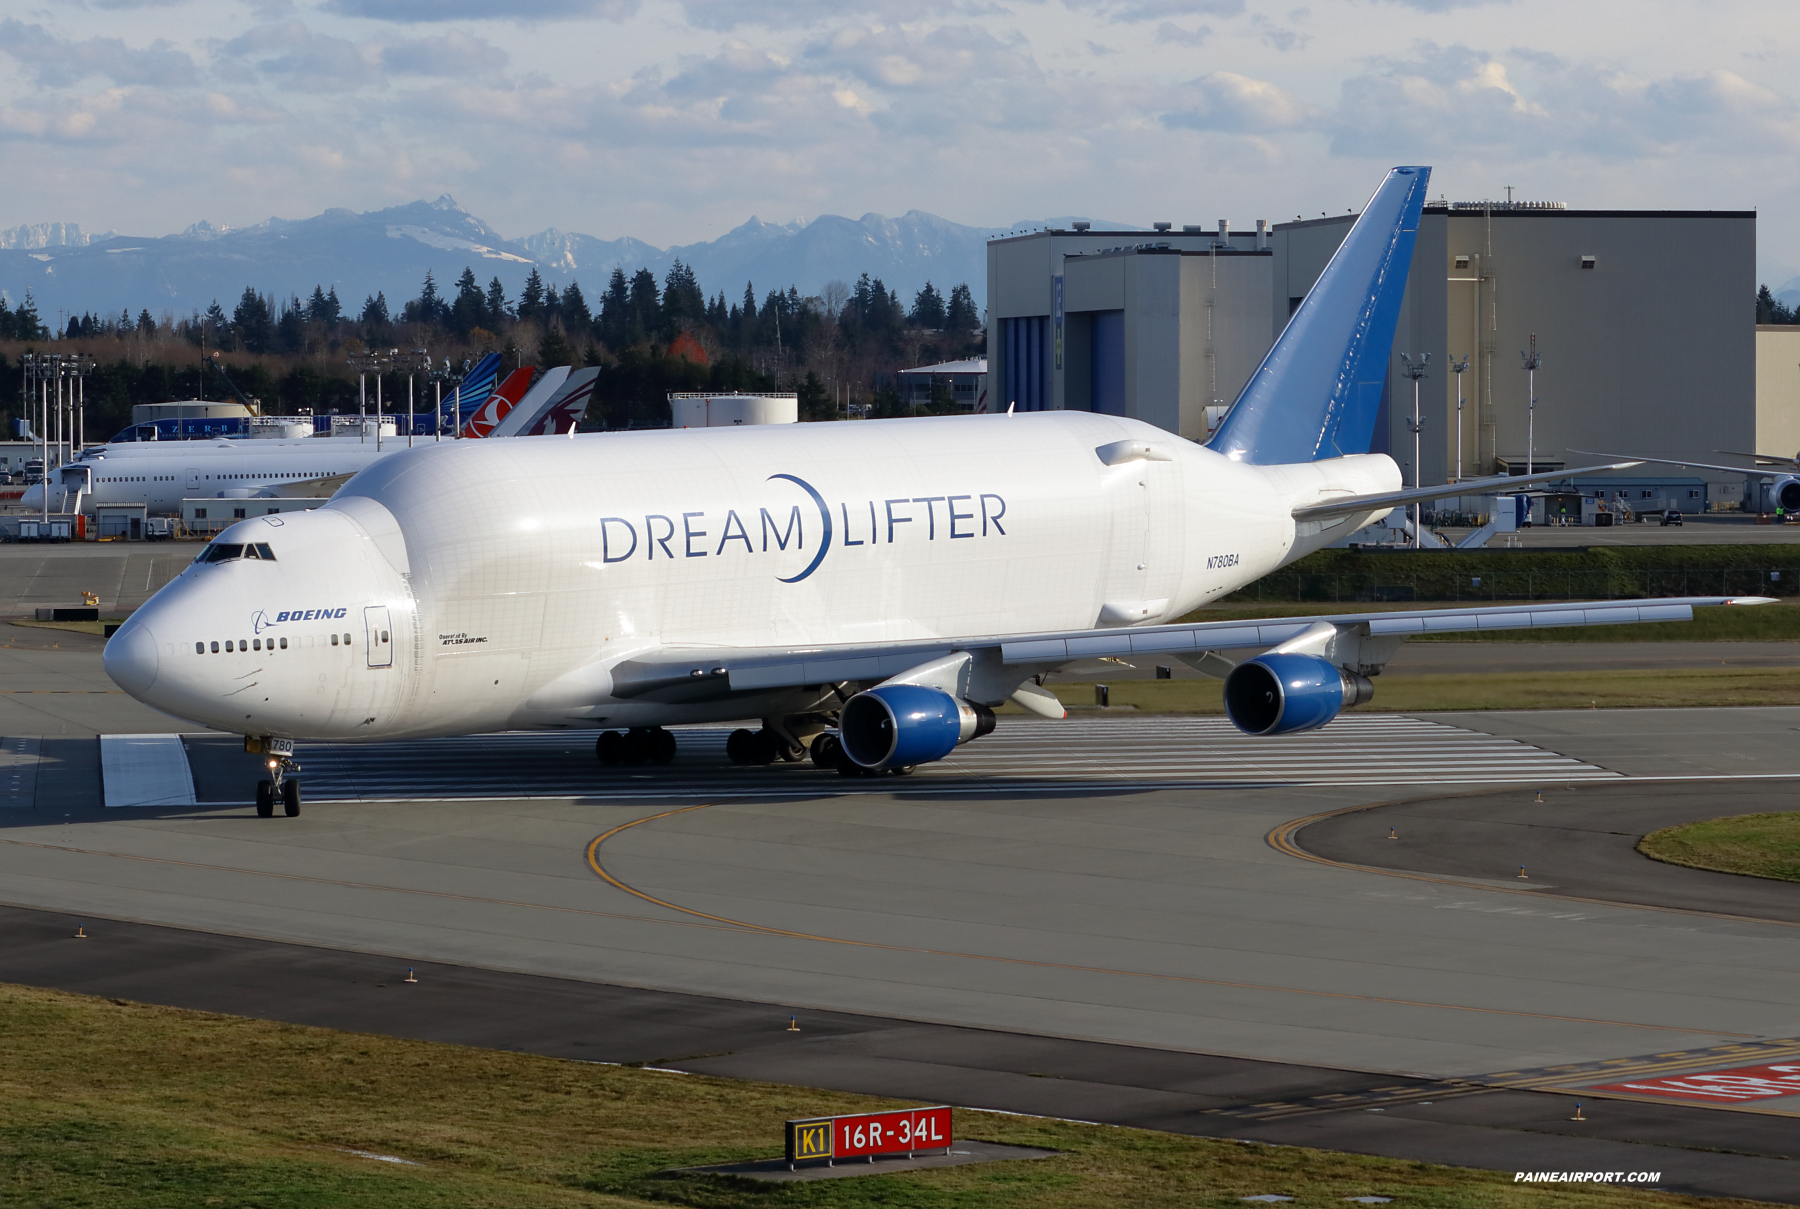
0, 198, 1136, 323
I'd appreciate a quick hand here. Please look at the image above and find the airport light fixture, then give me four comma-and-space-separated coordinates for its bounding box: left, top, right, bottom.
1520, 335, 1541, 478
396, 348, 432, 447
1399, 353, 1430, 548
1449, 355, 1470, 482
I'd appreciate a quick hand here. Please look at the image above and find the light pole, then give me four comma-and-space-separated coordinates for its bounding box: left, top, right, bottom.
1399, 352, 1430, 547
1520, 334, 1541, 478
1449, 355, 1470, 482
397, 349, 432, 448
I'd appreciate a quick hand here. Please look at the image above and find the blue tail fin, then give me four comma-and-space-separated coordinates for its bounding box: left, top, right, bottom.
1207, 166, 1431, 465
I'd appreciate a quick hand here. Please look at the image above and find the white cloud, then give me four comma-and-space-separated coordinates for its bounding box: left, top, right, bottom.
321, 0, 638, 22
0, 19, 197, 88
1154, 22, 1210, 45
1164, 70, 1308, 132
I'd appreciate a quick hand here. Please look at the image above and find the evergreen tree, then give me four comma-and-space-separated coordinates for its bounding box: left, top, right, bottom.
485, 277, 511, 323
451, 267, 484, 334
518, 267, 547, 323
403, 270, 446, 325
234, 286, 275, 353
796, 370, 834, 421
202, 299, 233, 349
561, 280, 591, 330
360, 291, 390, 326
945, 282, 979, 335
628, 268, 659, 343
305, 285, 330, 322
741, 281, 757, 320
909, 281, 947, 329
661, 259, 704, 331
539, 325, 575, 370
277, 296, 305, 352
1757, 284, 1796, 325
323, 286, 343, 324
0, 295, 12, 340
598, 268, 631, 348
544, 284, 562, 323
16, 290, 45, 340
137, 309, 156, 335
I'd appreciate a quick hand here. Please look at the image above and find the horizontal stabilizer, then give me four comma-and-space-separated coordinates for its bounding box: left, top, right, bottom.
1291, 460, 1642, 522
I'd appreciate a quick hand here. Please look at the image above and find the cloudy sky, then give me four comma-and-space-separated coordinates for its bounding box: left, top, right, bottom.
3, 0, 1796, 285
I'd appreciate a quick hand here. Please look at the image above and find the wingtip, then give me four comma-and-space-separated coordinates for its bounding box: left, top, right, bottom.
1725, 596, 1781, 606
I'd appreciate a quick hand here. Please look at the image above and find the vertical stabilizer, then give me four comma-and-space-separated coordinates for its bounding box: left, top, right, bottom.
1207, 166, 1431, 464
526, 366, 601, 435
443, 352, 502, 431
461, 367, 535, 438
488, 365, 573, 438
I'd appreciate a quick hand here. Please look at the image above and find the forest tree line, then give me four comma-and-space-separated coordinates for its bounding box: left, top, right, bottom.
2, 259, 984, 436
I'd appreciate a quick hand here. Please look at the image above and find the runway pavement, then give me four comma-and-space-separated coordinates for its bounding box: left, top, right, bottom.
6, 633, 1800, 1198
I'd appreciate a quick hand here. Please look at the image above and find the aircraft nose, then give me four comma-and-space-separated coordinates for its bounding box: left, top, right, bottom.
104, 617, 160, 697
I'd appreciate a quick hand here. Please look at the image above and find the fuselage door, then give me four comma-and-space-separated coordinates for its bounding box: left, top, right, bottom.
364, 605, 393, 668
185, 467, 201, 492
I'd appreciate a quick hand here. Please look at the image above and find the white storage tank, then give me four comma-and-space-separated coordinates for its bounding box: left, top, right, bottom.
669, 393, 798, 427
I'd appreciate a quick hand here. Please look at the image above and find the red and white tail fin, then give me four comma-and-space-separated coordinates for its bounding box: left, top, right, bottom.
526, 367, 601, 436
460, 367, 535, 438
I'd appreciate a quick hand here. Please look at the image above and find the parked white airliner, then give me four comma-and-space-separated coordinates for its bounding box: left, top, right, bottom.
104, 166, 1770, 816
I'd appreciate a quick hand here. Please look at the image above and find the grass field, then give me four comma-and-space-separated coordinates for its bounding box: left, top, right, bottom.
1639, 813, 1800, 882
0, 983, 1771, 1209
1037, 667, 1800, 715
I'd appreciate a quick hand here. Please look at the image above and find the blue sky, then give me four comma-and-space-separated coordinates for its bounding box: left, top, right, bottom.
3, 0, 1797, 286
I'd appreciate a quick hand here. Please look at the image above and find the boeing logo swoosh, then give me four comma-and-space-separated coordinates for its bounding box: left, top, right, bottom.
768, 472, 833, 583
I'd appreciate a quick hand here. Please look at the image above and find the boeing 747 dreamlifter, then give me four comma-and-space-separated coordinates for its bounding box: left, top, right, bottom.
102, 167, 1769, 815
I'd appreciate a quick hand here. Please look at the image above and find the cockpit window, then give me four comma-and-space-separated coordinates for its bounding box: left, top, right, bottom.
200, 543, 244, 563
254, 543, 275, 560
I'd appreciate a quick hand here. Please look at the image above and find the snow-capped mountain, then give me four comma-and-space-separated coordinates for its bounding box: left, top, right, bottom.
0, 196, 1133, 321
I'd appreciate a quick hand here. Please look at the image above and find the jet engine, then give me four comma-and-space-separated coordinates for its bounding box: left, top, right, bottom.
839, 684, 996, 771
1771, 475, 1800, 513
1222, 653, 1374, 736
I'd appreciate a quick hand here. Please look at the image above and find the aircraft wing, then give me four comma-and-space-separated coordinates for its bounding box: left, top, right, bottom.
603, 594, 1772, 706
1571, 449, 1789, 477
1292, 460, 1640, 521
269, 472, 356, 496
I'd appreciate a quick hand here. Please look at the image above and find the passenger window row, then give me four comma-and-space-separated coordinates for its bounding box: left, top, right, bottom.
196, 632, 353, 654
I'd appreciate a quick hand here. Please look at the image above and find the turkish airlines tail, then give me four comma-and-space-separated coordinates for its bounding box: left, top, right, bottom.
459, 367, 535, 438
487, 366, 574, 439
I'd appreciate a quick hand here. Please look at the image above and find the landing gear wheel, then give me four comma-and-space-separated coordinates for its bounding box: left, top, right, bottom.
281, 780, 302, 816
650, 728, 677, 765
596, 731, 625, 765
256, 780, 275, 818
889, 765, 916, 777
622, 729, 652, 765
725, 728, 756, 765
751, 729, 780, 766
811, 733, 843, 769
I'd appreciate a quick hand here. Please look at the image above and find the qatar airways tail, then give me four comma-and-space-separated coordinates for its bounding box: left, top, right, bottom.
104, 166, 1769, 814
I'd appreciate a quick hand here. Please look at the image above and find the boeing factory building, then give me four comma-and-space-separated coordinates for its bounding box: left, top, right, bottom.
988, 201, 1760, 506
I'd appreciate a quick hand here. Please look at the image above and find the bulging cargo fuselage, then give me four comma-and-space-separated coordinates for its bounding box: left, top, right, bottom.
101, 411, 1398, 741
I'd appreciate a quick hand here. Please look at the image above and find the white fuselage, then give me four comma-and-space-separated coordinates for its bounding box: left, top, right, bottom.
23, 436, 407, 515
103, 413, 1399, 741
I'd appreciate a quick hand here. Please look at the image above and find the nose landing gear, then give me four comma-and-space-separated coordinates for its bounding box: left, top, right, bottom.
249, 736, 301, 817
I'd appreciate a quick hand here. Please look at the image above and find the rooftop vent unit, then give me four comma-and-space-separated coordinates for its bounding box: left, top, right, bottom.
1072, 221, 1091, 231
1152, 221, 1172, 232
1182, 224, 1204, 233
1581, 255, 1597, 269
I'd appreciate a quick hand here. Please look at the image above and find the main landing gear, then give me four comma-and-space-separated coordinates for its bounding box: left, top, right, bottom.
724, 727, 806, 766
595, 727, 677, 766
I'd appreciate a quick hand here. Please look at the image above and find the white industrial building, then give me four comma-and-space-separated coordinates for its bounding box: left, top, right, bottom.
988, 202, 1762, 503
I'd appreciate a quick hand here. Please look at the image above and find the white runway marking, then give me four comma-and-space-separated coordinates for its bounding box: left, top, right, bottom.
287, 715, 1620, 802
100, 733, 197, 809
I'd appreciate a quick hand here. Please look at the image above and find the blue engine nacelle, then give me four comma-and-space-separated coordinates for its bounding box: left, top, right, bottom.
1773, 476, 1800, 513
839, 684, 997, 770
1223, 653, 1375, 736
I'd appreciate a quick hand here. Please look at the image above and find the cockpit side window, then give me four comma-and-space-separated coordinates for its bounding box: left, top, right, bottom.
200, 543, 244, 563
254, 543, 275, 560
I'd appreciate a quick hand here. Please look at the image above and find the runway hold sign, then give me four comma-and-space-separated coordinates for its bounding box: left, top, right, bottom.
1592, 1062, 1800, 1103
786, 1106, 952, 1165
